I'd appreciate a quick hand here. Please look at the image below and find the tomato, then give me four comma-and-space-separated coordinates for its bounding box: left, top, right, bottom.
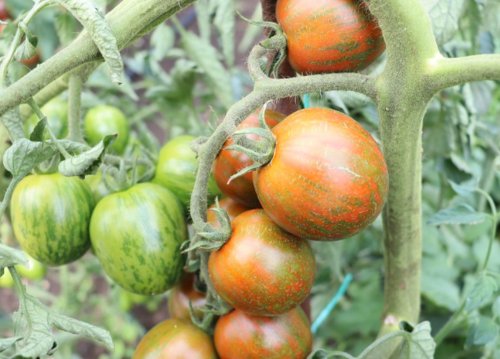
10, 173, 94, 266
276, 0, 385, 74
84, 171, 113, 203
168, 273, 207, 321
208, 209, 315, 316
0, 269, 13, 288
15, 255, 46, 280
214, 306, 312, 359
254, 108, 388, 240
0, 0, 9, 20
206, 197, 250, 226
154, 135, 221, 210
20, 52, 40, 68
90, 183, 187, 295
84, 105, 130, 154
133, 319, 217, 359
24, 98, 68, 139
213, 110, 285, 208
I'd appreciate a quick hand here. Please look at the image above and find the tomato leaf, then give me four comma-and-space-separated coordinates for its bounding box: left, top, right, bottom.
53, 0, 123, 84
212, 0, 235, 67
422, 0, 466, 45
51, 312, 114, 351
465, 273, 498, 312
58, 134, 116, 177
29, 117, 48, 142
1, 108, 25, 141
493, 297, 500, 318
427, 203, 488, 226
3, 139, 58, 178
0, 244, 28, 274
466, 316, 498, 347
0, 337, 22, 353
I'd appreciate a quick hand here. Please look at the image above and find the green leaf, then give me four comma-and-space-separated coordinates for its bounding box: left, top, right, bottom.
212, 0, 235, 67
492, 297, 500, 319
0, 244, 28, 273
448, 180, 477, 197
51, 312, 113, 351
180, 30, 234, 108
466, 316, 498, 346
3, 139, 57, 177
0, 336, 22, 353
1, 108, 25, 140
421, 274, 461, 311
55, 10, 80, 45
465, 273, 498, 312
391, 322, 436, 359
150, 24, 175, 61
54, 0, 123, 84
58, 135, 115, 177
29, 117, 47, 141
427, 203, 487, 226
423, 0, 466, 45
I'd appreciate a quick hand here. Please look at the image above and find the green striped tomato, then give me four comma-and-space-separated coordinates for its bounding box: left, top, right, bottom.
11, 173, 94, 266
90, 183, 187, 295
208, 209, 315, 316
154, 135, 220, 210
84, 105, 130, 154
254, 108, 388, 240
214, 307, 312, 359
276, 0, 385, 74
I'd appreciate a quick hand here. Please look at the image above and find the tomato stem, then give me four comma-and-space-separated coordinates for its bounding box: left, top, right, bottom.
67, 74, 84, 142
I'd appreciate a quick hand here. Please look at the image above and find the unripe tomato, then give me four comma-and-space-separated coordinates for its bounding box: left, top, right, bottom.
11, 173, 94, 266
254, 108, 388, 240
90, 183, 187, 295
168, 273, 206, 321
24, 98, 68, 139
133, 319, 217, 359
214, 307, 312, 359
84, 171, 113, 203
15, 255, 46, 280
154, 135, 220, 210
0, 269, 13, 288
208, 209, 315, 316
84, 105, 130, 154
276, 0, 385, 73
206, 197, 250, 226
213, 109, 285, 208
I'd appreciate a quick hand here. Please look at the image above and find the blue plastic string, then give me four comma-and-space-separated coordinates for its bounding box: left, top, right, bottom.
302, 93, 311, 108
311, 273, 354, 334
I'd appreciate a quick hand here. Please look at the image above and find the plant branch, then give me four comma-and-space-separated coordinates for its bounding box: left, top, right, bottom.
426, 54, 500, 93
0, 0, 195, 118
67, 75, 83, 142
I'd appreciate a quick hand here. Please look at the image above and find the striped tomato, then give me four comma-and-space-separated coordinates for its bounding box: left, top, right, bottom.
208, 209, 315, 316
276, 0, 385, 73
168, 273, 207, 321
206, 197, 250, 226
254, 108, 388, 240
214, 307, 312, 359
133, 319, 217, 359
11, 173, 94, 266
213, 109, 285, 208
90, 183, 187, 295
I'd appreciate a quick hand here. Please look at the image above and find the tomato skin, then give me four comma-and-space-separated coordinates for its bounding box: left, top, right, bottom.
276, 0, 385, 74
206, 197, 250, 226
10, 173, 94, 266
208, 209, 315, 316
84, 172, 112, 203
214, 307, 312, 359
24, 98, 68, 139
213, 110, 285, 208
90, 183, 187, 295
154, 135, 220, 209
0, 269, 13, 288
84, 105, 130, 154
254, 108, 388, 240
168, 273, 206, 321
0, 1, 9, 20
15, 255, 46, 280
133, 319, 217, 359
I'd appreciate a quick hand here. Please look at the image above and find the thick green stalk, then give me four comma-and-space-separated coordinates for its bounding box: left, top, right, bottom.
0, 0, 195, 117
369, 0, 439, 342
67, 74, 83, 142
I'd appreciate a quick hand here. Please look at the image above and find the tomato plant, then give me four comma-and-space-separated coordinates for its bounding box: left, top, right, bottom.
0, 269, 13, 288
154, 135, 220, 209
214, 306, 312, 359
208, 209, 315, 316
168, 273, 207, 321
84, 105, 130, 154
276, 0, 385, 73
24, 97, 68, 139
254, 108, 388, 240
206, 196, 250, 226
90, 182, 187, 295
10, 173, 94, 266
15, 255, 46, 280
133, 319, 217, 359
213, 109, 285, 208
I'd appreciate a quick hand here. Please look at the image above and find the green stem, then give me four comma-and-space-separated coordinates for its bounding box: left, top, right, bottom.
475, 189, 497, 272
434, 302, 466, 345
67, 75, 83, 142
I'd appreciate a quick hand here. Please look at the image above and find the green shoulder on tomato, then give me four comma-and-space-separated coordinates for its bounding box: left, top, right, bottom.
153, 135, 221, 210
84, 105, 130, 154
